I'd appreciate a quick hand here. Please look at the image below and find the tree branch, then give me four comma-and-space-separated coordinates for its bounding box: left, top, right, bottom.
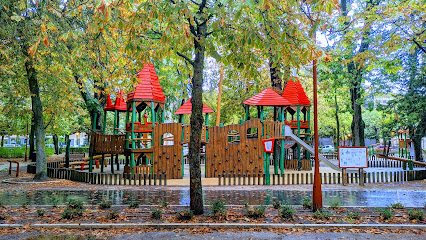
412, 38, 426, 54
176, 52, 194, 66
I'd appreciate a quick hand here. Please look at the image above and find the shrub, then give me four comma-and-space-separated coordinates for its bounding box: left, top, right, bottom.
37, 209, 45, 217
407, 209, 424, 221
61, 199, 85, 219
106, 210, 119, 220
329, 201, 341, 210
151, 208, 163, 220
313, 209, 331, 220
0, 211, 8, 220
209, 199, 227, 220
129, 201, 139, 209
176, 210, 193, 221
160, 201, 169, 208
245, 205, 266, 219
0, 147, 55, 158
67, 199, 84, 210
98, 200, 112, 209
279, 205, 296, 220
273, 200, 281, 210
0, 200, 3, 208
379, 208, 394, 220
391, 203, 405, 209
61, 208, 83, 219
302, 197, 312, 210
346, 212, 360, 220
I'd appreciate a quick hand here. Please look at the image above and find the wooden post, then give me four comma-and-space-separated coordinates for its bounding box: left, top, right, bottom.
130, 102, 136, 176
280, 107, 285, 175
150, 102, 155, 172
205, 113, 209, 177
342, 169, 347, 186
359, 168, 364, 186
89, 112, 97, 172
216, 65, 224, 126
296, 105, 301, 170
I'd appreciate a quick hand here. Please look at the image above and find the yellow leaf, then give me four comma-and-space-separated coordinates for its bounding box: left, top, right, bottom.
28, 40, 40, 58
42, 35, 49, 47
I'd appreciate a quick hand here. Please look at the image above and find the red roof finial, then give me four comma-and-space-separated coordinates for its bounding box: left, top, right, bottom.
127, 63, 166, 104
113, 89, 127, 111
103, 94, 115, 111
282, 78, 311, 106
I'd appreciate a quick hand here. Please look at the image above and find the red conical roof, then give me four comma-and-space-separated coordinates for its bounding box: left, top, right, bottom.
295, 80, 311, 105
113, 90, 127, 112
127, 63, 166, 103
103, 94, 115, 111
282, 78, 310, 106
243, 88, 292, 106
174, 98, 214, 115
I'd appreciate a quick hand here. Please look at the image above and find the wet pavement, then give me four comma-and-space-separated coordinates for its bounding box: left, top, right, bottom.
0, 230, 423, 240
0, 187, 424, 207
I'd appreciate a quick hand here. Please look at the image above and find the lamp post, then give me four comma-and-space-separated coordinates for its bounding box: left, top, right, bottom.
346, 134, 351, 147
76, 132, 80, 147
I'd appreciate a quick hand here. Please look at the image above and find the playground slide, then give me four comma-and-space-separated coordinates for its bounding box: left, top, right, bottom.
284, 126, 341, 171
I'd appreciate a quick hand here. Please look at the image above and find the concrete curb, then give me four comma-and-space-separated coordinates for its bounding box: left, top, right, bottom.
1, 223, 425, 230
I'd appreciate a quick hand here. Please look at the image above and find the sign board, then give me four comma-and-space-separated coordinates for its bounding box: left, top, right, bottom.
338, 147, 368, 168
262, 138, 275, 153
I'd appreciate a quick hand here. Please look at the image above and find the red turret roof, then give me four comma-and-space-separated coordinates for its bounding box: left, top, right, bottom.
175, 98, 214, 115
282, 78, 311, 106
114, 90, 127, 112
243, 88, 292, 106
127, 63, 166, 103
103, 94, 115, 111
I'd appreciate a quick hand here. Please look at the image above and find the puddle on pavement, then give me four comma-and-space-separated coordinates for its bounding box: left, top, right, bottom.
0, 189, 424, 207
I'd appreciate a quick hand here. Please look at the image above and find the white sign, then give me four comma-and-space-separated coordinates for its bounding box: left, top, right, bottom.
338, 147, 368, 168
264, 141, 273, 152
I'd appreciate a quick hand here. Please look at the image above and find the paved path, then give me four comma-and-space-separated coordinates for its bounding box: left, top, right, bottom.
0, 230, 423, 240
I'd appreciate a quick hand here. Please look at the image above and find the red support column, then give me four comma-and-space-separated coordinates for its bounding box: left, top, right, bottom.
312, 53, 323, 211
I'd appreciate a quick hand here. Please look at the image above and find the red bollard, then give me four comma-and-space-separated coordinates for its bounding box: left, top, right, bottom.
95, 160, 100, 169
80, 162, 85, 171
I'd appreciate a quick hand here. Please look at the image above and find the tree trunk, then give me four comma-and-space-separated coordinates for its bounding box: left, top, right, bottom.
334, 91, 340, 149
22, 42, 47, 180
188, 19, 207, 215
341, 0, 377, 147
269, 57, 282, 91
65, 135, 70, 168
412, 133, 423, 162
29, 116, 36, 162
1, 135, 4, 147
74, 75, 102, 130
349, 64, 366, 147
53, 134, 59, 155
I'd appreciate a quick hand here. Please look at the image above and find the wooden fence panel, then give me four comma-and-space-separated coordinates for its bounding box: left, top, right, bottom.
206, 119, 263, 178
153, 123, 183, 179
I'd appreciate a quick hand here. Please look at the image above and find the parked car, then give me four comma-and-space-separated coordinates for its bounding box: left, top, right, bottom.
374, 145, 396, 153
322, 145, 335, 153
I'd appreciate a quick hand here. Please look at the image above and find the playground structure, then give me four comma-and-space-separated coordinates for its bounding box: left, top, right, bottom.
397, 129, 412, 159
85, 63, 330, 182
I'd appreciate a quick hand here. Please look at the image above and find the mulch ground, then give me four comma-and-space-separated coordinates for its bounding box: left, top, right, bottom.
0, 203, 424, 225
